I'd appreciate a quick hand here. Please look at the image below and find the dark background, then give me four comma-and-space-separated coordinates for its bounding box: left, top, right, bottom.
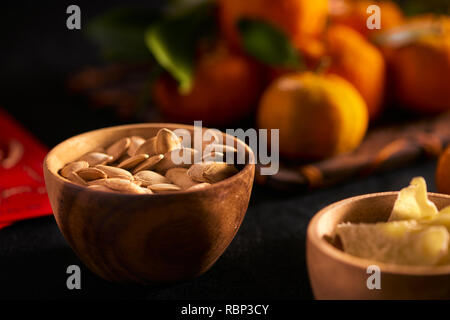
0, 1, 441, 299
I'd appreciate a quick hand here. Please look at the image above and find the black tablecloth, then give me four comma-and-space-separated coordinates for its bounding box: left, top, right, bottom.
0, 1, 441, 299
0, 162, 438, 299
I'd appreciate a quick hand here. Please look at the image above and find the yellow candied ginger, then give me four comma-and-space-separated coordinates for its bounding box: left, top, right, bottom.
337, 177, 450, 266
337, 220, 449, 266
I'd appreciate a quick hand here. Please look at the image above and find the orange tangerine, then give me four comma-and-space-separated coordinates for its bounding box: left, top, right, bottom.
436, 146, 450, 195
257, 72, 368, 160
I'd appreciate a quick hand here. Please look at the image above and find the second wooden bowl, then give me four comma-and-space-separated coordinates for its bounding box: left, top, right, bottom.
43, 123, 255, 284
307, 192, 450, 300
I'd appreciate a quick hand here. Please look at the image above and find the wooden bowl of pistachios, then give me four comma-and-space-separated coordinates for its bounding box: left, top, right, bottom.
43, 123, 255, 284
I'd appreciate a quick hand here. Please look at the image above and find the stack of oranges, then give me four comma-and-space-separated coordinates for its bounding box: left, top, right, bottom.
153, 0, 450, 163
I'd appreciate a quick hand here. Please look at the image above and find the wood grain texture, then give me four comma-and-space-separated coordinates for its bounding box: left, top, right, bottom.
307, 192, 450, 300
257, 112, 450, 191
43, 123, 255, 284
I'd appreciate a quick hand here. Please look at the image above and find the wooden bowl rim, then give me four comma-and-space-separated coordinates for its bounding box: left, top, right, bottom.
44, 122, 255, 197
307, 191, 450, 275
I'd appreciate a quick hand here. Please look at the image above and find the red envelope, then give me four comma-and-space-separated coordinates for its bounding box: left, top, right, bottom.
0, 109, 52, 226
0, 222, 12, 228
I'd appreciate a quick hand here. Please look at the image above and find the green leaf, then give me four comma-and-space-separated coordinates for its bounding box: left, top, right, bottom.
145, 3, 215, 93
86, 7, 160, 62
396, 0, 450, 16
165, 0, 213, 16
145, 20, 194, 93
237, 18, 302, 69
